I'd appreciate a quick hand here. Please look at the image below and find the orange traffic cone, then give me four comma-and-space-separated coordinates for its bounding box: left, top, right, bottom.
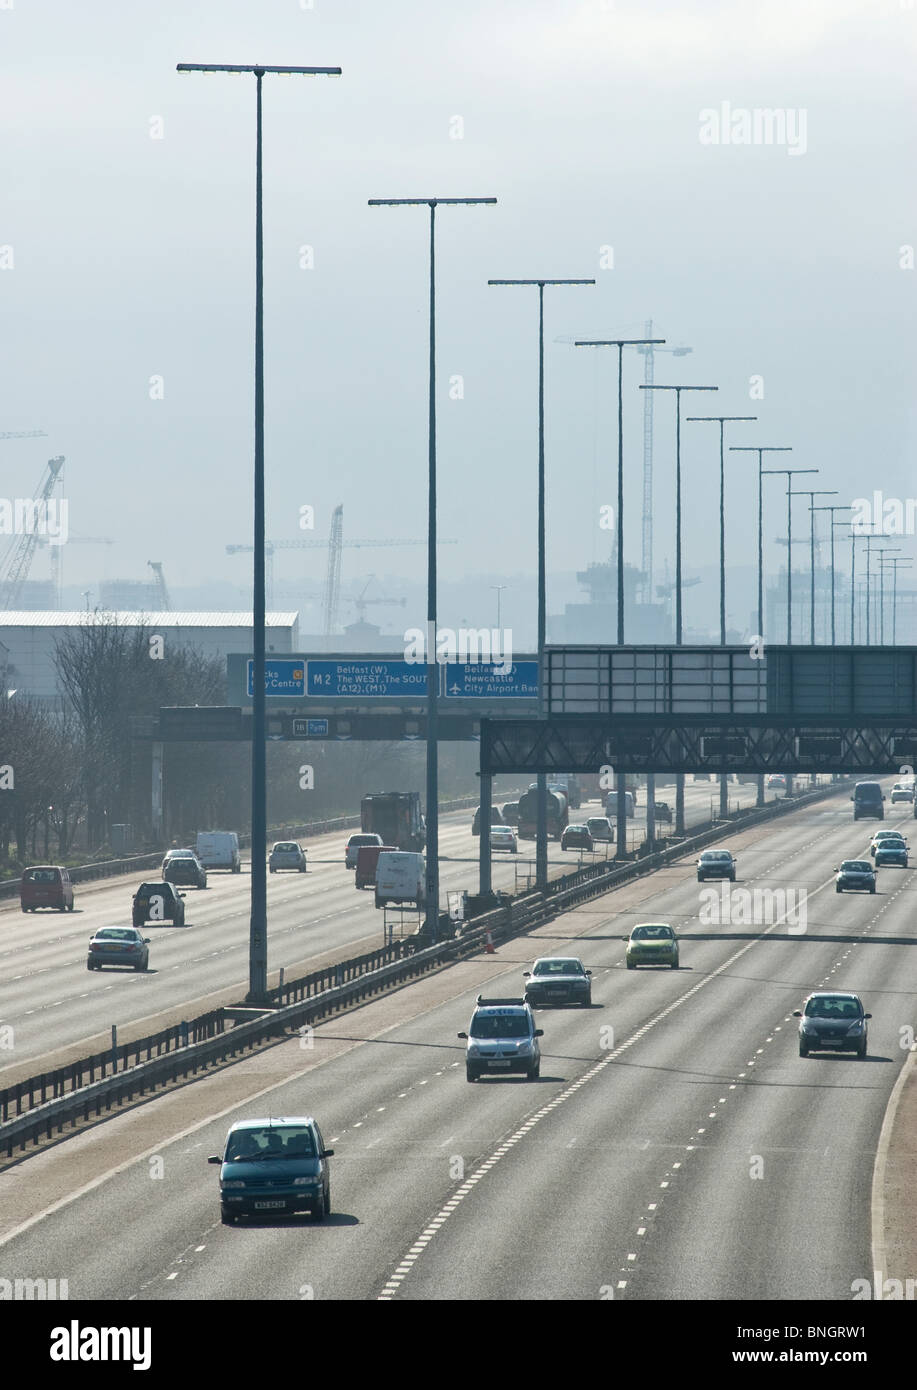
484, 930, 496, 954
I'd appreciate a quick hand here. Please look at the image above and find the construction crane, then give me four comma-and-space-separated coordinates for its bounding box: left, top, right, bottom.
226, 506, 456, 621
36, 534, 114, 609
322, 505, 344, 635
635, 323, 692, 605
0, 456, 65, 609
148, 561, 172, 611
349, 575, 407, 624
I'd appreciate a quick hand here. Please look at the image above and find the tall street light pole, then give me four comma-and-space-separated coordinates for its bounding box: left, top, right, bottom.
812, 506, 852, 646
874, 547, 902, 644
789, 489, 837, 643
761, 468, 817, 643
575, 337, 665, 858
729, 446, 793, 807
686, 415, 757, 815
860, 531, 891, 645
640, 384, 718, 834
177, 61, 341, 1003
489, 278, 595, 889
881, 557, 913, 644
490, 584, 507, 630
371, 198, 497, 937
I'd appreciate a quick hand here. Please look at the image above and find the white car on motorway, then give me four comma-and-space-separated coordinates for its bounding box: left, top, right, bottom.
490, 825, 518, 854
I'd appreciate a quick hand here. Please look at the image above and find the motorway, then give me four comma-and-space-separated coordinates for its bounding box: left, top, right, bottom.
0, 780, 765, 1072
1, 777, 912, 1301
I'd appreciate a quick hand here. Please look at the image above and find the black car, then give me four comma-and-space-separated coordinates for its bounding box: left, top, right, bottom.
794, 992, 871, 1058
652, 801, 673, 824
561, 824, 594, 852
696, 850, 737, 882
132, 881, 186, 927
834, 860, 876, 894
523, 957, 592, 1008
163, 852, 207, 889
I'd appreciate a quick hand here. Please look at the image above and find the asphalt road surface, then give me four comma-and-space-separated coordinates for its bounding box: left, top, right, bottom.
2, 778, 910, 1302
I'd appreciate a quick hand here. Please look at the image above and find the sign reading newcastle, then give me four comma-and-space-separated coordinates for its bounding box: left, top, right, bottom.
444, 661, 539, 699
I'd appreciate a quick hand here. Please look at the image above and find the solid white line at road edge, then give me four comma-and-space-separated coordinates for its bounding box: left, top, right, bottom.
870, 1032, 917, 1292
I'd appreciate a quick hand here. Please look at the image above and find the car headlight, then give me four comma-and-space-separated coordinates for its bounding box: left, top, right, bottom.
466, 1043, 481, 1056
221, 1180, 246, 1190
846, 1020, 865, 1034
293, 1177, 320, 1187
801, 1021, 818, 1033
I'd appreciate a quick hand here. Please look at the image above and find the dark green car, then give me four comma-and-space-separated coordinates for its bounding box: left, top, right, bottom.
625, 922, 679, 970
210, 1117, 334, 1224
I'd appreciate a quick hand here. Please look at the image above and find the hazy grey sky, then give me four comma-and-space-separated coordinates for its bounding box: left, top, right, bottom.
2, 0, 915, 631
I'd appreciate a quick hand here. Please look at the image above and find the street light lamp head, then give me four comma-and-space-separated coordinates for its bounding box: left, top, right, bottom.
371, 197, 497, 206
177, 63, 342, 75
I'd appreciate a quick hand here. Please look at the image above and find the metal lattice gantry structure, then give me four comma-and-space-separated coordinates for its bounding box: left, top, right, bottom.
479, 644, 917, 775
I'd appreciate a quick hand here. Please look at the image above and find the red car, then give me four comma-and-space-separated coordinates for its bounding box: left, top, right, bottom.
20, 865, 74, 913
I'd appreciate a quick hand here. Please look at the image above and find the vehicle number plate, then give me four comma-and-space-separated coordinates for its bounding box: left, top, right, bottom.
488, 1059, 512, 1068
254, 1199, 286, 1209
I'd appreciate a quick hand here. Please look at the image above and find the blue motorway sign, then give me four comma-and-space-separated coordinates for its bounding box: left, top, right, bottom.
443, 661, 539, 699
247, 659, 305, 698
292, 718, 329, 736
306, 659, 428, 699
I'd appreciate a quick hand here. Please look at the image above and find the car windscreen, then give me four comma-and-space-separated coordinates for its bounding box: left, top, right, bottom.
225, 1126, 316, 1161
631, 926, 673, 940
469, 1013, 530, 1038
137, 883, 170, 896
702, 852, 731, 861
804, 997, 863, 1019
24, 869, 58, 882
840, 862, 871, 872
273, 843, 298, 852
533, 960, 584, 975
95, 928, 138, 941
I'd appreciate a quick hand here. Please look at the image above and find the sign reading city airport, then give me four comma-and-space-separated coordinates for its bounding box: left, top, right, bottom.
443, 661, 539, 700
246, 659, 305, 698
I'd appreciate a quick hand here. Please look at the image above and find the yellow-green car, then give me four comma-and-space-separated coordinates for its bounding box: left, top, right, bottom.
625, 922, 679, 970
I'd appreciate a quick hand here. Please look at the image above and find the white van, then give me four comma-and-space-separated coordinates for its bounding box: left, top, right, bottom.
196, 831, 241, 873
374, 851, 425, 910
605, 791, 634, 819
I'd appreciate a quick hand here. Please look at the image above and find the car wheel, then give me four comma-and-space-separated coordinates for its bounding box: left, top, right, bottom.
220, 1206, 235, 1225
324, 1185, 331, 1216
670, 958, 679, 970
134, 961, 145, 972
583, 994, 592, 1008
269, 866, 275, 873
626, 960, 635, 970
466, 1065, 478, 1082
299, 865, 306, 872
729, 873, 736, 882
528, 1061, 540, 1081
799, 1040, 809, 1057
67, 901, 74, 912
313, 1189, 327, 1222
869, 885, 876, 894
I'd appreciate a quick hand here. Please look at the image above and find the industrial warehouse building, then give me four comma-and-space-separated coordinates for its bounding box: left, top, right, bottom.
0, 612, 300, 706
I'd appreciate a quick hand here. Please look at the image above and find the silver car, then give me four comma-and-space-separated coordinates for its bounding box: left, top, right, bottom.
268, 841, 307, 873
458, 997, 543, 1082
